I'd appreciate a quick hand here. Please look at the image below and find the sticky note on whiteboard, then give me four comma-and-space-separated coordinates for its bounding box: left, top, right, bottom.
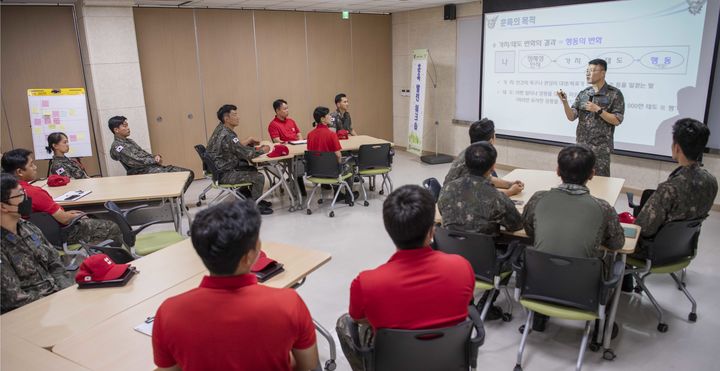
31, 107, 39, 114
33, 128, 42, 134
33, 118, 42, 126
77, 133, 85, 140
69, 134, 77, 141
41, 100, 50, 107
69, 108, 76, 116
52, 118, 61, 125
49, 124, 56, 129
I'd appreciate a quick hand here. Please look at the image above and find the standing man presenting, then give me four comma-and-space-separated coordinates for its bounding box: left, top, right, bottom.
557, 58, 625, 176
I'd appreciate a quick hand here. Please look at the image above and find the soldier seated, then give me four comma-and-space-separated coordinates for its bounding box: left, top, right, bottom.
438, 141, 523, 319
1, 173, 75, 313
46, 132, 90, 179
2, 149, 123, 248
108, 116, 194, 193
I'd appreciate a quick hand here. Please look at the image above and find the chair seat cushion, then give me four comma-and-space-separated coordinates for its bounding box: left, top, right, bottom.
135, 231, 185, 256
307, 172, 353, 185
359, 168, 391, 176
474, 271, 512, 290
626, 257, 693, 274
216, 182, 252, 188
520, 299, 598, 321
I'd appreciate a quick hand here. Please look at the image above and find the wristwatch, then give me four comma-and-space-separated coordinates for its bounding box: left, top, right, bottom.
597, 109, 604, 115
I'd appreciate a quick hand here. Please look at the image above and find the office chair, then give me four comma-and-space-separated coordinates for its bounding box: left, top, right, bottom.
626, 218, 703, 332
626, 190, 656, 218
28, 212, 96, 270
103, 201, 185, 257
86, 245, 136, 264
355, 143, 394, 206
344, 305, 485, 371
422, 177, 442, 202
433, 226, 517, 322
193, 144, 252, 206
303, 151, 355, 218
512, 248, 623, 371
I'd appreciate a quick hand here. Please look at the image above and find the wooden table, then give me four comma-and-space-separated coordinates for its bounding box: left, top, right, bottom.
1, 335, 90, 371
50, 242, 331, 371
34, 172, 191, 232
251, 135, 394, 211
0, 238, 201, 349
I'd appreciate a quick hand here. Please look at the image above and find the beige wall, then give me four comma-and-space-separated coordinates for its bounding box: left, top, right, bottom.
392, 2, 720, 204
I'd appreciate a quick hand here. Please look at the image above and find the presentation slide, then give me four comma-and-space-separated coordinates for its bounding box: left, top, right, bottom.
481, 0, 719, 157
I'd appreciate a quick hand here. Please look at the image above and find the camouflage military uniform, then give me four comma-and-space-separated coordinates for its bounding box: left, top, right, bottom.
50, 155, 89, 179
65, 217, 123, 247
522, 183, 624, 258
109, 136, 194, 192
444, 148, 498, 185
571, 83, 625, 177
330, 110, 353, 133
438, 174, 522, 235
1, 219, 74, 313
634, 163, 718, 257
206, 124, 265, 200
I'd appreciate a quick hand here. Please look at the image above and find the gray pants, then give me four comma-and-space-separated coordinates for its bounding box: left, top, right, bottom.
336, 313, 373, 371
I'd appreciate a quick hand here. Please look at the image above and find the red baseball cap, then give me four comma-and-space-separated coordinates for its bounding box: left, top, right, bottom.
47, 174, 70, 187
251, 250, 275, 272
75, 254, 130, 283
337, 130, 349, 140
267, 144, 289, 158
618, 211, 636, 224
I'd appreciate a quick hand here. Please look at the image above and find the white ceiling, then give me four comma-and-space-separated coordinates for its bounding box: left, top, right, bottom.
1, 0, 477, 14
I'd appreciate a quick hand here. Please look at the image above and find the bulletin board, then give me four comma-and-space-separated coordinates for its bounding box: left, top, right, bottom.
27, 88, 92, 160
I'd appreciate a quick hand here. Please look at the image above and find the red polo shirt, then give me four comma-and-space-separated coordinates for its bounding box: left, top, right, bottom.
349, 246, 475, 330
307, 123, 342, 152
18, 180, 62, 215
268, 116, 301, 142
152, 274, 316, 371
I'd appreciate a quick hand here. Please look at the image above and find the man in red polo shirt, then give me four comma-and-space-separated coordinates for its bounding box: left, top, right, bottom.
1, 149, 123, 247
268, 99, 303, 143
336, 185, 475, 370
152, 200, 319, 371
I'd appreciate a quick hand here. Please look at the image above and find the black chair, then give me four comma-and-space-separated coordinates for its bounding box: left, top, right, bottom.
355, 143, 394, 205
193, 144, 251, 206
626, 218, 703, 332
422, 177, 442, 202
347, 306, 485, 371
433, 226, 516, 321
512, 248, 623, 371
29, 212, 94, 270
104, 201, 185, 257
303, 151, 355, 218
86, 245, 136, 264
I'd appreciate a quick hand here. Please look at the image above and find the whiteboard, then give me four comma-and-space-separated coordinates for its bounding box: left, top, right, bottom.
27, 88, 93, 160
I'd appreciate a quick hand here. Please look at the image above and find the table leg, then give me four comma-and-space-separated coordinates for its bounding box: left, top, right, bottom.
168, 197, 181, 233
256, 162, 297, 212
602, 253, 625, 360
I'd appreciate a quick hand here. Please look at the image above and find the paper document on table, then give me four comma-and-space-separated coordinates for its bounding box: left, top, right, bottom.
288, 140, 307, 145
134, 317, 154, 337
53, 190, 91, 202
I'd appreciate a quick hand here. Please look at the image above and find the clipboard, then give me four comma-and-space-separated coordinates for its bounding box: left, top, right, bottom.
54, 190, 92, 202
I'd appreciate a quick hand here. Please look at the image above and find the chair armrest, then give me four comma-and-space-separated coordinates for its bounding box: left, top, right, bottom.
626, 192, 641, 210
60, 214, 86, 230
131, 220, 166, 235
600, 260, 625, 305
121, 204, 151, 218
497, 240, 520, 263
467, 305, 486, 369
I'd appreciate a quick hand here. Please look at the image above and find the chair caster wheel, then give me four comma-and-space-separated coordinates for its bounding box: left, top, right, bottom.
502, 313, 512, 322
318, 199, 324, 204
288, 206, 295, 212
329, 211, 335, 218
349, 201, 354, 207
363, 201, 369, 207
657, 323, 668, 332
196, 201, 202, 207
306, 209, 312, 215
369, 186, 375, 191
633, 286, 643, 294
324, 360, 336, 371
379, 190, 384, 195
200, 195, 206, 200
518, 325, 530, 334
689, 313, 697, 322
513, 364, 523, 371
589, 342, 601, 352
603, 349, 616, 361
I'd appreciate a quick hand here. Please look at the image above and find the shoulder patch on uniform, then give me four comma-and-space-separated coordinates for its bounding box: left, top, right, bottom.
115, 145, 124, 152
56, 167, 65, 174
232, 137, 240, 144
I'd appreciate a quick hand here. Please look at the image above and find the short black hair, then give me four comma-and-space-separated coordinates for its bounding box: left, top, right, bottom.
1, 172, 19, 204
334, 93, 347, 105
190, 199, 262, 275
557, 145, 596, 185
672, 118, 710, 161
588, 58, 607, 71
217, 104, 237, 123
313, 106, 330, 124
46, 132, 68, 154
108, 116, 127, 134
465, 141, 497, 176
383, 185, 435, 250
1, 148, 33, 174
469, 118, 495, 143
272, 99, 287, 112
